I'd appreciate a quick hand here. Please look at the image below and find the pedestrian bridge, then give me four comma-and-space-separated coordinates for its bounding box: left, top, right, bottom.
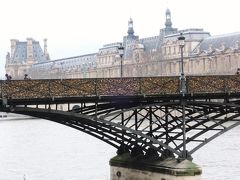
1, 75, 240, 160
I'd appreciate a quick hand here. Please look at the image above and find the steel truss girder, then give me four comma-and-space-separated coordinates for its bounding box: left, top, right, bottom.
99, 100, 240, 158
4, 107, 178, 156
2, 98, 240, 160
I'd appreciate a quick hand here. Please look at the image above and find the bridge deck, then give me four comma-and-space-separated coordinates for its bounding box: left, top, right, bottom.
1, 75, 240, 160
1, 75, 240, 101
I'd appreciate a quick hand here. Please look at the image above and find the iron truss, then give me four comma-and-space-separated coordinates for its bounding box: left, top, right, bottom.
2, 97, 240, 161
2, 75, 240, 160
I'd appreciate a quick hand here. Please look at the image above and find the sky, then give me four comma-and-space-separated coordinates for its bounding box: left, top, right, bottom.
0, 0, 240, 78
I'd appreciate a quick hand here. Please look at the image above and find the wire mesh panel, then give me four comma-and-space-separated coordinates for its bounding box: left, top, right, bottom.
50, 79, 95, 97
225, 75, 240, 92
141, 76, 179, 95
1, 80, 50, 98
187, 76, 225, 93
96, 78, 140, 96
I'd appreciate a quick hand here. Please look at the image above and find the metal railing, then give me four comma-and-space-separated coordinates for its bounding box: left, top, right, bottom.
1, 75, 240, 99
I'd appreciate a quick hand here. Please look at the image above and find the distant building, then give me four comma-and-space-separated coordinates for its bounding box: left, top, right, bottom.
5, 9, 240, 79
29, 53, 97, 79
5, 38, 50, 79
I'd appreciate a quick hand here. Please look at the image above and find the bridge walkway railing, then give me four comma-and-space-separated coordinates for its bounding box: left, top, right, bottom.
1, 75, 240, 99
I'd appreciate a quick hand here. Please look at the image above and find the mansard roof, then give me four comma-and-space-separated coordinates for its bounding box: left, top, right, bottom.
32, 53, 97, 71
13, 42, 27, 62
139, 36, 159, 52
198, 32, 240, 52
13, 40, 47, 63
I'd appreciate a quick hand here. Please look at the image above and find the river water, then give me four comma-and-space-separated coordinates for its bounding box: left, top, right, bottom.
0, 113, 240, 180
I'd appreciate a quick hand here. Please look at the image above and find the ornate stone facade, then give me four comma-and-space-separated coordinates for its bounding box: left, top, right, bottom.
5, 9, 240, 79
5, 38, 50, 79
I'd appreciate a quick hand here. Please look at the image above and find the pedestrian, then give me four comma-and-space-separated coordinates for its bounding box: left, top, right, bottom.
5, 73, 12, 81
24, 74, 28, 80
236, 68, 240, 75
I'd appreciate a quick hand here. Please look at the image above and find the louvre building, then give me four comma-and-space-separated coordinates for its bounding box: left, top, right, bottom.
5, 9, 240, 79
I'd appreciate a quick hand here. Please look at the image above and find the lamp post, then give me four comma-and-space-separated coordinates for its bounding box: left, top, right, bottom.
178, 33, 186, 95
178, 33, 187, 159
118, 44, 124, 78
60, 62, 64, 80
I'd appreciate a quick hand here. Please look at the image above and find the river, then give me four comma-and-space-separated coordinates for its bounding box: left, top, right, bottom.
0, 113, 240, 180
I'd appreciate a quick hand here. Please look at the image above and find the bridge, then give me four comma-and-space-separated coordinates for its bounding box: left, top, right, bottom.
1, 75, 240, 178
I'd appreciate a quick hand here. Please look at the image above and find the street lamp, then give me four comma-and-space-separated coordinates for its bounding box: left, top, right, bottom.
118, 44, 124, 77
60, 62, 64, 80
178, 33, 187, 159
178, 33, 186, 95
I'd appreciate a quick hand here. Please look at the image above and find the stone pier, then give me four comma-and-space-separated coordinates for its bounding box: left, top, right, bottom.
110, 153, 201, 180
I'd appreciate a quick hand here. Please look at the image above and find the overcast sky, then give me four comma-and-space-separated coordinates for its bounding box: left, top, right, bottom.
0, 0, 239, 78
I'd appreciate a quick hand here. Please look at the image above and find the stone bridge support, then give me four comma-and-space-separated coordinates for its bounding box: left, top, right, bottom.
110, 153, 201, 180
